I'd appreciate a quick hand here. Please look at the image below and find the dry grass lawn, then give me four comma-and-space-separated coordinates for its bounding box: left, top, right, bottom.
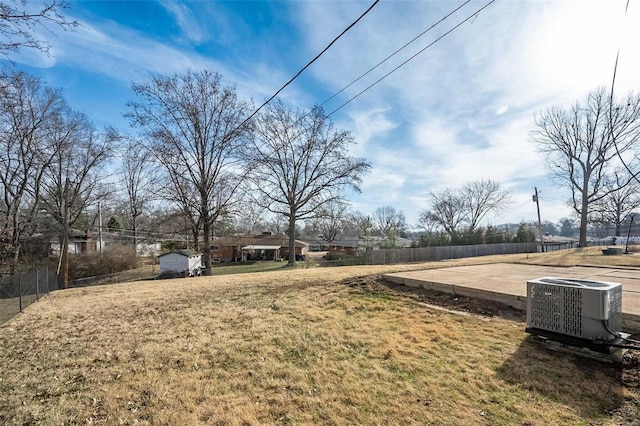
1, 249, 639, 425
513, 245, 640, 267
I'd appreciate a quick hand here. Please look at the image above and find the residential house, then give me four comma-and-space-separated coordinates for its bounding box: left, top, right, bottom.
326, 236, 414, 256
136, 242, 162, 257
48, 229, 96, 255
209, 232, 309, 262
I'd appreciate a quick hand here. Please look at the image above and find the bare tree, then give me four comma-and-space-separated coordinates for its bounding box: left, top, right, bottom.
245, 101, 370, 266
416, 212, 449, 247
312, 199, 349, 243
348, 210, 375, 254
0, 0, 77, 60
159, 171, 202, 249
420, 179, 510, 243
460, 179, 512, 231
264, 213, 287, 235
372, 205, 407, 248
119, 138, 159, 247
126, 69, 253, 273
40, 117, 114, 288
532, 88, 640, 246
423, 188, 466, 239
372, 206, 407, 236
417, 210, 441, 235
233, 203, 266, 235
0, 72, 66, 271
591, 171, 640, 237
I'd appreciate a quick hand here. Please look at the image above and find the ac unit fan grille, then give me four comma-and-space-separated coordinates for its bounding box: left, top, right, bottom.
529, 283, 582, 337
527, 277, 623, 341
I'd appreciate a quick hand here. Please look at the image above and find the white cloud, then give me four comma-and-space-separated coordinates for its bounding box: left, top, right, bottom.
67, 22, 220, 80
412, 119, 458, 156
13, 16, 229, 84
289, 0, 639, 227
345, 107, 396, 156
160, 1, 208, 43
11, 0, 635, 230
9, 43, 56, 68
361, 168, 405, 192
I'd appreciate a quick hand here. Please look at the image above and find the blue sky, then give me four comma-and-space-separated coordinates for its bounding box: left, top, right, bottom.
8, 0, 640, 229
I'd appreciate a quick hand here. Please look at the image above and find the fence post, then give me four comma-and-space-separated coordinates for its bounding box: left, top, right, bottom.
36, 270, 40, 302
18, 273, 22, 313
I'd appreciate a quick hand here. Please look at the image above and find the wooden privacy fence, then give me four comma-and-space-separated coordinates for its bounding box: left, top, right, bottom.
369, 242, 538, 265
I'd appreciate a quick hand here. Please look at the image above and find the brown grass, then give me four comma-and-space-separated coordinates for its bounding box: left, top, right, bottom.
512, 246, 640, 267
0, 251, 639, 424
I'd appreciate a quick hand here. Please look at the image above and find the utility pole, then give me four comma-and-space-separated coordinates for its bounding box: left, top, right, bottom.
59, 177, 70, 289
533, 187, 545, 252
98, 199, 103, 255
625, 214, 635, 254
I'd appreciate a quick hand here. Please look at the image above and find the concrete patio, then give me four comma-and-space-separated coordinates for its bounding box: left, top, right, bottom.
382, 263, 640, 331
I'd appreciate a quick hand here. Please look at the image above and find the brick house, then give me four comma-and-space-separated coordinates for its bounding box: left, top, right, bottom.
209, 232, 308, 262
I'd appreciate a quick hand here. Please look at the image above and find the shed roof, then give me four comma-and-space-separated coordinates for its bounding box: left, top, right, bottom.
159, 249, 201, 258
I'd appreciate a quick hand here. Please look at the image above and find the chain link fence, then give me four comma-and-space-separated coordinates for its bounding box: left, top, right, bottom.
0, 269, 58, 326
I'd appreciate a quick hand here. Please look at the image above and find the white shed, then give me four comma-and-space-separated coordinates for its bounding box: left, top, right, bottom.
158, 250, 202, 275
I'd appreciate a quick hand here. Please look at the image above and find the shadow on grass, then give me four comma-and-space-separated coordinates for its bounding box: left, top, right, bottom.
345, 274, 640, 422
497, 336, 628, 420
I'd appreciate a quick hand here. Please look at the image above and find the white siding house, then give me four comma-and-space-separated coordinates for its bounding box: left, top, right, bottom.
136, 242, 162, 257
158, 250, 202, 275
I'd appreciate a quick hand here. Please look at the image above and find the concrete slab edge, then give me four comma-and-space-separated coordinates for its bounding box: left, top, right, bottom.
576, 264, 640, 271
382, 274, 640, 332
382, 274, 527, 311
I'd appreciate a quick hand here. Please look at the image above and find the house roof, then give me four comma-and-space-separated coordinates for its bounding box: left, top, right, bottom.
211, 235, 309, 248
241, 245, 282, 250
326, 236, 414, 248
159, 249, 201, 258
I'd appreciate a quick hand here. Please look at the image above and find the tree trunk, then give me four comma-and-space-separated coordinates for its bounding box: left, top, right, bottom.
615, 206, 623, 237
287, 213, 296, 266
59, 198, 70, 289
59, 230, 69, 289
10, 243, 20, 275
202, 219, 212, 275
190, 227, 199, 251
579, 191, 589, 247
132, 216, 138, 248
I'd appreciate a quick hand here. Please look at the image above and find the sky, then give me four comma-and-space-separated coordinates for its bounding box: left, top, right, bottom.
7, 0, 640, 230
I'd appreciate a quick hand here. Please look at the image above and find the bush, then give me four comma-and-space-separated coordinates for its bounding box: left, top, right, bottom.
324, 253, 347, 261
68, 245, 140, 280
323, 253, 368, 266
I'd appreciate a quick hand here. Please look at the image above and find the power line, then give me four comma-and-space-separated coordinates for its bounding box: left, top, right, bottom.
237, 0, 380, 129
318, 0, 472, 109
199, 0, 380, 160
327, 0, 496, 117
490, 198, 535, 223
608, 0, 640, 184
538, 196, 568, 206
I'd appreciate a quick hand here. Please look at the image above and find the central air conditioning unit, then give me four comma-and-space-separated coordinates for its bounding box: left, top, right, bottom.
526, 277, 622, 341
